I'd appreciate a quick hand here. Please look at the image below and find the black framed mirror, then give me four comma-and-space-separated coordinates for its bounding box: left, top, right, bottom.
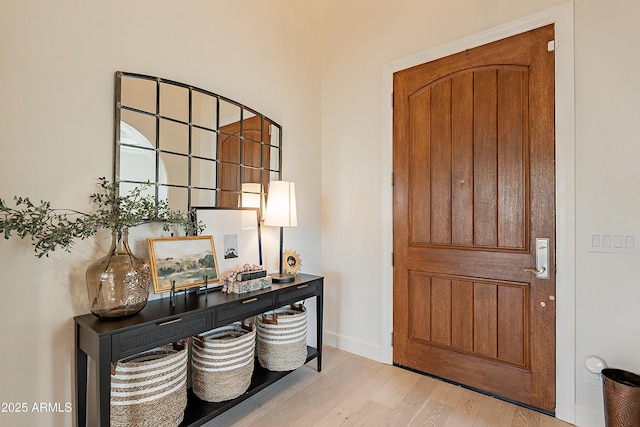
114, 71, 282, 215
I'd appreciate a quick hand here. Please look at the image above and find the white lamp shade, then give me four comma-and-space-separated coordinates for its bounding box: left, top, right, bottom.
264, 181, 297, 227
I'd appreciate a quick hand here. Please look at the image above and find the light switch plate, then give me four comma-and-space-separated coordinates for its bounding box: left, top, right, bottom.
588, 232, 639, 254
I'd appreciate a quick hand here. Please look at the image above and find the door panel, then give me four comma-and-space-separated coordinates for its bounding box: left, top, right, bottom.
407, 274, 528, 366
393, 25, 556, 411
409, 67, 529, 250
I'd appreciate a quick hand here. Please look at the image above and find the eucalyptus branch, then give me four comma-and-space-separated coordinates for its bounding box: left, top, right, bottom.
0, 178, 204, 258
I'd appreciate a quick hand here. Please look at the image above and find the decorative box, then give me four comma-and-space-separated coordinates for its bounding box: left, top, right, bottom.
230, 276, 272, 294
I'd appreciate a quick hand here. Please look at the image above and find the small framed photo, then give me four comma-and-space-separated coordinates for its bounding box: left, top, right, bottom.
147, 235, 220, 293
194, 207, 262, 276
283, 249, 302, 275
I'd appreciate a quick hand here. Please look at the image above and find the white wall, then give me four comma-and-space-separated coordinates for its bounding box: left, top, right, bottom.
321, 0, 640, 426
573, 1, 640, 424
0, 1, 321, 426
3, 0, 640, 426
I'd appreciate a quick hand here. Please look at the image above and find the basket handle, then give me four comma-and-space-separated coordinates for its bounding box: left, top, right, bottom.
173, 339, 187, 351
291, 301, 305, 311
241, 316, 256, 331
261, 310, 278, 325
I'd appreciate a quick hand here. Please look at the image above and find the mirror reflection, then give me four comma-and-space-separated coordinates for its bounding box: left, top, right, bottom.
115, 72, 282, 216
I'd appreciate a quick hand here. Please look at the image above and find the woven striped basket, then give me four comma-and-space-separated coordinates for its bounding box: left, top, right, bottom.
257, 304, 307, 371
110, 343, 188, 427
191, 321, 256, 402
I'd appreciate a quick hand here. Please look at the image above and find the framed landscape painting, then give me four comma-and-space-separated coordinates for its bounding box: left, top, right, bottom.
147, 235, 220, 293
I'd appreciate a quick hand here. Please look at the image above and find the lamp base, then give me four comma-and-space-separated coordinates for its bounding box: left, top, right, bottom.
270, 273, 295, 283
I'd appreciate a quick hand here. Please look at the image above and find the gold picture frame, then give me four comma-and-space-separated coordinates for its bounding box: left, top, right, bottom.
147, 235, 220, 293
282, 249, 302, 275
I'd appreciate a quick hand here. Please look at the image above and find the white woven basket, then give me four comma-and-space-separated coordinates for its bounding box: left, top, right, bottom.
257, 304, 307, 371
191, 321, 256, 402
110, 343, 188, 427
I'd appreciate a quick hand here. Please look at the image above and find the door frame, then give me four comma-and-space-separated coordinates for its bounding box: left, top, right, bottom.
380, 2, 575, 423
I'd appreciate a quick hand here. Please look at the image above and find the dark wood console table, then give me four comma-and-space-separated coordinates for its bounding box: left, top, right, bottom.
74, 274, 323, 427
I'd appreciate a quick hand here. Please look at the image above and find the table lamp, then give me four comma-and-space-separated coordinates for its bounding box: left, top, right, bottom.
264, 180, 297, 283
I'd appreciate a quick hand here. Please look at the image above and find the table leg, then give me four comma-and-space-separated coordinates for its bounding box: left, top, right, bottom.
316, 282, 323, 372
75, 324, 88, 427
96, 336, 112, 426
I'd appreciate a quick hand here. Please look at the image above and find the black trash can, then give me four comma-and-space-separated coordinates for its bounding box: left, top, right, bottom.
602, 368, 640, 427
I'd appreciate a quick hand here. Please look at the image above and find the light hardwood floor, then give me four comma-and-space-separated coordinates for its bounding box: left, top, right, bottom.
205, 346, 574, 427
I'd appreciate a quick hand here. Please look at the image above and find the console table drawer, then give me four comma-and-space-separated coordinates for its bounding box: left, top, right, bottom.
114, 312, 212, 359
277, 281, 319, 305
216, 293, 275, 324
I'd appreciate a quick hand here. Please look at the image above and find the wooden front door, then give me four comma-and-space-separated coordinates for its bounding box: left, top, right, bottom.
392, 25, 556, 412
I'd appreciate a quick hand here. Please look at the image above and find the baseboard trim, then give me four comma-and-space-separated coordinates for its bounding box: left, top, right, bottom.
323, 330, 386, 363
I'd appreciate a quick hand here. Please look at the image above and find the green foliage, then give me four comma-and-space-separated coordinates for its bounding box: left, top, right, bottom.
0, 178, 204, 258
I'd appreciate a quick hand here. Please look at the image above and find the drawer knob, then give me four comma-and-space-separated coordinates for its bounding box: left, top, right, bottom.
242, 298, 258, 304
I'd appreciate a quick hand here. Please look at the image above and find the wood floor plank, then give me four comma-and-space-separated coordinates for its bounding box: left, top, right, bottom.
341, 400, 392, 426
379, 375, 442, 426
314, 356, 422, 425
475, 397, 517, 427
370, 364, 421, 408
293, 356, 383, 424
209, 368, 316, 427
245, 349, 383, 426
409, 399, 455, 426
210, 346, 348, 426
202, 346, 575, 427
429, 380, 466, 407
313, 364, 390, 426
512, 407, 540, 427
386, 398, 431, 426
444, 388, 485, 426
398, 376, 441, 412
